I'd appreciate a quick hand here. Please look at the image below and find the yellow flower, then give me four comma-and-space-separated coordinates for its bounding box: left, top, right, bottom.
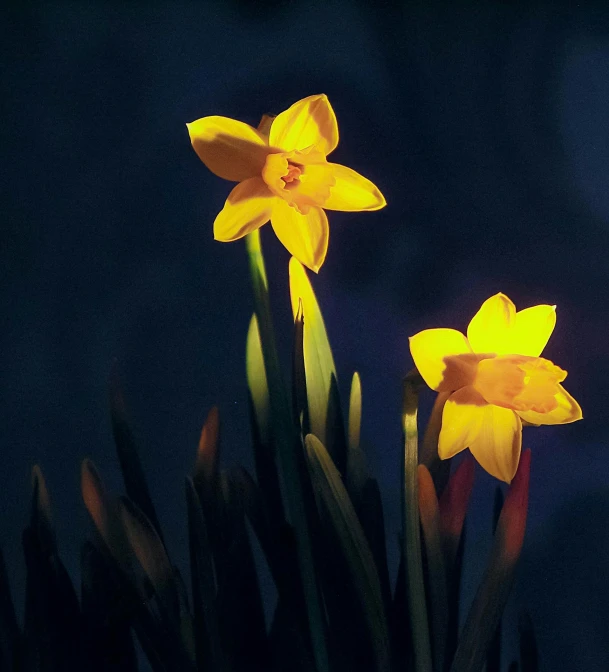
187, 94, 386, 272
409, 293, 582, 482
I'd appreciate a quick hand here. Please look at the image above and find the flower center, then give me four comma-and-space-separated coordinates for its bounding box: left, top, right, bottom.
262, 148, 335, 215
282, 163, 302, 187
473, 354, 566, 413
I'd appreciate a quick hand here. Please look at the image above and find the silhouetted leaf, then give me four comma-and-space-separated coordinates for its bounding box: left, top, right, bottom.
0, 547, 21, 671
417, 465, 448, 672
109, 367, 162, 540
289, 258, 345, 472
23, 466, 83, 671
81, 540, 138, 672
487, 488, 505, 672
401, 373, 432, 672
450, 451, 531, 672
193, 406, 220, 491
118, 496, 180, 625
246, 234, 329, 672
306, 434, 389, 672
185, 477, 226, 672
246, 313, 284, 525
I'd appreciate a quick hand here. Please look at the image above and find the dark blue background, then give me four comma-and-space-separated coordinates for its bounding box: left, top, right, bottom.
2, 3, 609, 670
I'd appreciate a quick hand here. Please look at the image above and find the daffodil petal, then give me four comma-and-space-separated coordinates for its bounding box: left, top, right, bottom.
187, 116, 269, 182
269, 94, 338, 156
516, 384, 582, 425
467, 293, 516, 355
409, 328, 475, 392
469, 405, 522, 483
438, 387, 486, 459
213, 178, 274, 241
271, 199, 328, 272
323, 164, 386, 212
509, 304, 556, 357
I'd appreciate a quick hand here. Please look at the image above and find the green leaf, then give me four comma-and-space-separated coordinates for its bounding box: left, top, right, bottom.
118, 496, 180, 624
0, 547, 20, 671
246, 313, 284, 524
289, 258, 345, 471
109, 368, 162, 541
82, 461, 194, 670
346, 372, 367, 498
81, 459, 133, 573
185, 476, 227, 672
348, 372, 362, 453
486, 488, 505, 672
23, 466, 83, 670
246, 232, 329, 672
450, 450, 531, 672
343, 374, 391, 612
417, 465, 448, 672
246, 315, 270, 447
305, 434, 390, 672
438, 456, 475, 669
228, 467, 298, 607
420, 392, 452, 497
292, 298, 309, 432
215, 468, 270, 672
81, 540, 138, 671
401, 373, 432, 672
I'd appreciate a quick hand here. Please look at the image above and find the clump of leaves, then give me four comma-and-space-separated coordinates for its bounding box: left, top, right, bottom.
1, 234, 537, 672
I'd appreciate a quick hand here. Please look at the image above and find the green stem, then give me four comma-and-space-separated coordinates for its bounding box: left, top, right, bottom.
245, 230, 329, 672
402, 373, 432, 672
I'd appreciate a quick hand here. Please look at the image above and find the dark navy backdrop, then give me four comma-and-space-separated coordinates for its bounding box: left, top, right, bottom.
2, 3, 609, 670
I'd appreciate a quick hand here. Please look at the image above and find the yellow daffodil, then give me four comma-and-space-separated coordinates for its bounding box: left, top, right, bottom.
187, 94, 386, 272
409, 293, 582, 482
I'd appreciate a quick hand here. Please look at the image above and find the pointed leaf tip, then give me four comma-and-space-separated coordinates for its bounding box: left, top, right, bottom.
289, 256, 338, 453
348, 372, 362, 453
439, 455, 475, 540
31, 464, 52, 525
194, 406, 220, 487
246, 313, 270, 436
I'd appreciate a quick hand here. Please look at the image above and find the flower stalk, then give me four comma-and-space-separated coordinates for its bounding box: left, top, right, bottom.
402, 372, 433, 672
245, 229, 330, 672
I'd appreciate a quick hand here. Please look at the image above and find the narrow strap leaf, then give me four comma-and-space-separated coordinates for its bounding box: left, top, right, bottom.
81, 459, 133, 573
292, 298, 309, 433
438, 456, 475, 575
420, 392, 451, 497
402, 373, 432, 672
246, 313, 284, 523
109, 368, 163, 541
450, 450, 531, 672
185, 476, 227, 672
486, 488, 505, 672
81, 540, 138, 671
305, 434, 390, 672
346, 372, 367, 498
0, 547, 20, 671
348, 372, 362, 454
245, 231, 329, 672
417, 465, 448, 672
289, 257, 346, 472
193, 406, 220, 490
118, 496, 180, 623
246, 315, 271, 447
